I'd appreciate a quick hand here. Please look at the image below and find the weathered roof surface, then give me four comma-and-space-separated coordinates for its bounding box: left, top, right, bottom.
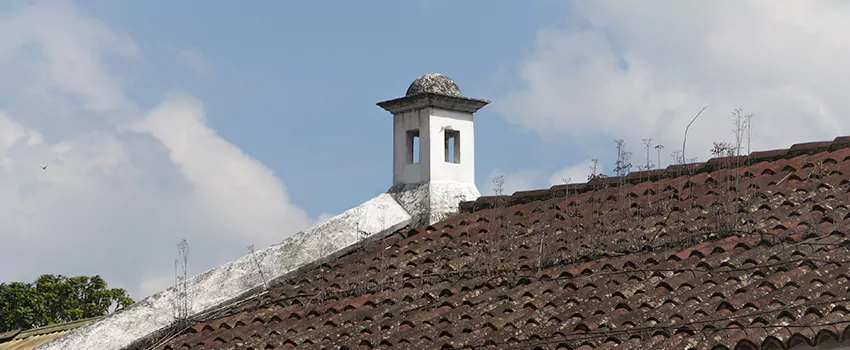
0, 317, 100, 350
153, 136, 850, 350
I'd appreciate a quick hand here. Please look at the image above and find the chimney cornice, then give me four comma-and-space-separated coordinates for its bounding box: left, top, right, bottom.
377, 92, 490, 115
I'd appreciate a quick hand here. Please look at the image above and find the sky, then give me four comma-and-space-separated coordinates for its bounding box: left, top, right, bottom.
2, 0, 850, 299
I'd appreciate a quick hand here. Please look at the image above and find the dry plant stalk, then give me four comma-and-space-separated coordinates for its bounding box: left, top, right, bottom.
174, 239, 190, 326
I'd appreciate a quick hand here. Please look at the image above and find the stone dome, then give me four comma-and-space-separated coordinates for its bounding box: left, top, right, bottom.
405, 73, 462, 97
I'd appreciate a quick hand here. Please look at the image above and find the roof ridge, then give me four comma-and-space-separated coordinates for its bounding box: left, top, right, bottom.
16, 316, 103, 339
461, 135, 850, 213
0, 316, 103, 345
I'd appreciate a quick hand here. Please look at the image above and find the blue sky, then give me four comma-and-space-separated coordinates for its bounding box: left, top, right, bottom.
83, 0, 579, 216
2, 0, 849, 298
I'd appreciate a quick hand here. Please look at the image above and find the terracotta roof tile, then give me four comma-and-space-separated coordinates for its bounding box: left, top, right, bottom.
145, 136, 850, 350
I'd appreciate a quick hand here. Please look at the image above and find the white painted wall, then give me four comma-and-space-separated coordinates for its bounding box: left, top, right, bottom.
393, 108, 429, 185
428, 108, 475, 184
393, 107, 475, 186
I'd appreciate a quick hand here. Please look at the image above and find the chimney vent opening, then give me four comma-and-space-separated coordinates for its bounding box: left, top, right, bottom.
407, 129, 421, 164
445, 129, 460, 164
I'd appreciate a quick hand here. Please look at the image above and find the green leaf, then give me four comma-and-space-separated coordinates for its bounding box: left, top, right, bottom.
0, 274, 135, 332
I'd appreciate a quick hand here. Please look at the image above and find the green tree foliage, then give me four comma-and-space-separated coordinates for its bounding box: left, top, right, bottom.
0, 274, 134, 332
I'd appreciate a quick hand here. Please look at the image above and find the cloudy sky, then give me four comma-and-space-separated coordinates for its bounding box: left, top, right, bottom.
1, 0, 848, 299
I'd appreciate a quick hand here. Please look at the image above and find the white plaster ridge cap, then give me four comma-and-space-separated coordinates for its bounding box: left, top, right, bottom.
37, 193, 413, 350
388, 180, 480, 205
388, 181, 480, 226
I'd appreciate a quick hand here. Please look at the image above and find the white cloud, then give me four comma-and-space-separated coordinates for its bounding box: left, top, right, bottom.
138, 95, 311, 242
138, 273, 174, 301
498, 0, 850, 163
0, 2, 311, 299
315, 212, 335, 224
178, 47, 211, 76
482, 163, 603, 195
482, 168, 545, 196
0, 1, 139, 116
548, 159, 601, 186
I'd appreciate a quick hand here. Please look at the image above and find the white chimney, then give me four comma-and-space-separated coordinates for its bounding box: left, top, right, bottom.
378, 73, 489, 224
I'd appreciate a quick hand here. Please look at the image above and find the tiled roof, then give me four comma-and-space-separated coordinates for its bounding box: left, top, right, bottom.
0, 317, 101, 350
151, 136, 850, 350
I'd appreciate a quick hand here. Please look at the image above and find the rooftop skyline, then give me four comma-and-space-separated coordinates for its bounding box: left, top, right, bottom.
1, 0, 848, 300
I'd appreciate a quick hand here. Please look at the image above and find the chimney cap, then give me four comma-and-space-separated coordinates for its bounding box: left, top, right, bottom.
378, 73, 489, 114
405, 73, 462, 97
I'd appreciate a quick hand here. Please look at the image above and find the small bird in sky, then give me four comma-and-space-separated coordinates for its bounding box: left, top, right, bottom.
41, 165, 48, 170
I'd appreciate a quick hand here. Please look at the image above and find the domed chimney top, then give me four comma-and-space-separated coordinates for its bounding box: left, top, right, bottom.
405, 73, 462, 97
377, 73, 489, 115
